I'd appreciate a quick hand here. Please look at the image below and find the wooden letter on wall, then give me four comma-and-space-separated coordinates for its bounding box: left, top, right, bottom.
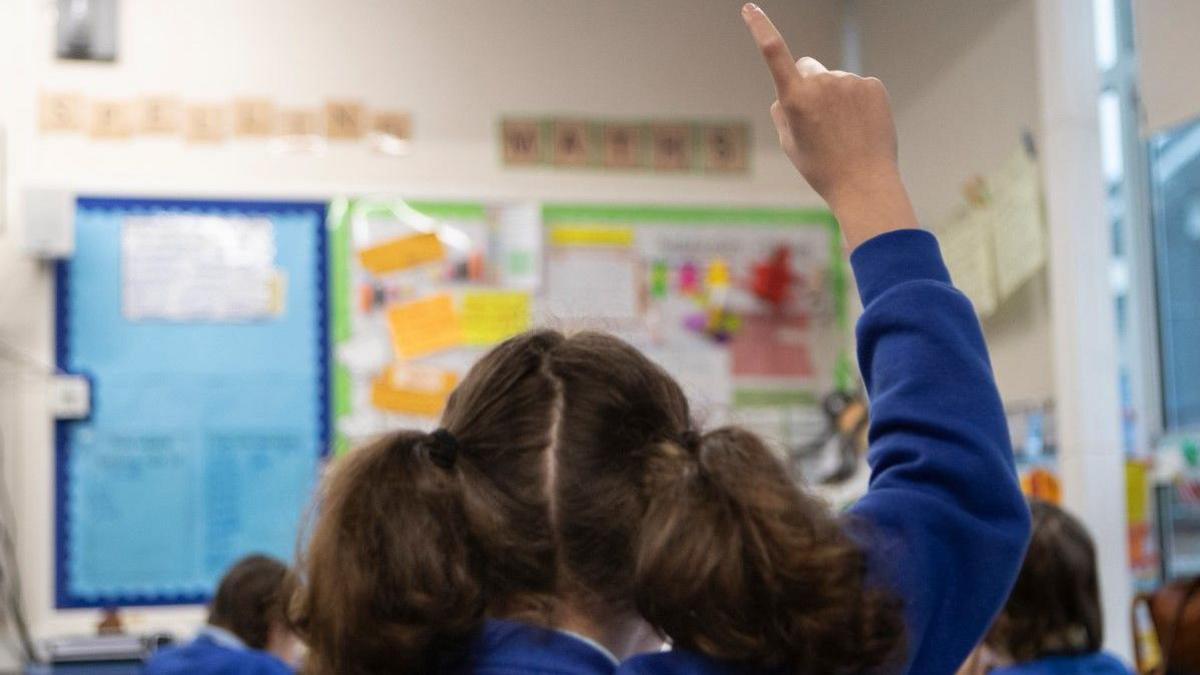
602, 123, 645, 169
139, 96, 181, 134
373, 110, 412, 140
552, 120, 591, 167
651, 123, 693, 171
185, 104, 230, 143
703, 123, 749, 172
325, 100, 366, 140
234, 99, 278, 137
501, 119, 542, 165
279, 109, 320, 137
39, 93, 85, 133
89, 101, 135, 139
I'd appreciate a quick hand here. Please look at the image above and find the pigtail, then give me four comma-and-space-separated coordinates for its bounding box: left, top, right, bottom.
634, 427, 904, 674
291, 431, 483, 675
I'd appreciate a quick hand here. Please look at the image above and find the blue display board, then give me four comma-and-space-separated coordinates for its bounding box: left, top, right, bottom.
55, 197, 329, 608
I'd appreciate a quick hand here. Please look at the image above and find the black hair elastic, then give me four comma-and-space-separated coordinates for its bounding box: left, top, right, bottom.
426, 428, 460, 470
679, 430, 703, 454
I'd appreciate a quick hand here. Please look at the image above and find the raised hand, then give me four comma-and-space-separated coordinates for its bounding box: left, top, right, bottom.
741, 3, 919, 249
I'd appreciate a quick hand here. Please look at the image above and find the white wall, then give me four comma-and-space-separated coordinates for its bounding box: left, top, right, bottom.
859, 0, 1055, 405
1135, 0, 1200, 135
0, 0, 845, 647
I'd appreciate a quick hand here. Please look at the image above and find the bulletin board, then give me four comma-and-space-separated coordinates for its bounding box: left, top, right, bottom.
541, 205, 850, 446
55, 197, 329, 608
330, 198, 541, 446
333, 199, 849, 454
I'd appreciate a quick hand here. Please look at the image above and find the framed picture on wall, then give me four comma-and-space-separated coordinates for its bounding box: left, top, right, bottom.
55, 0, 118, 62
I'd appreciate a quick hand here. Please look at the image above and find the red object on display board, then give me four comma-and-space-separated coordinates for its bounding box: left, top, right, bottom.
751, 246, 794, 309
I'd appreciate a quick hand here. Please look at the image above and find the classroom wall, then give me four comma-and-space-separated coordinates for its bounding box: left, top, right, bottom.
0, 0, 845, 647
1135, 0, 1200, 135
858, 0, 1055, 406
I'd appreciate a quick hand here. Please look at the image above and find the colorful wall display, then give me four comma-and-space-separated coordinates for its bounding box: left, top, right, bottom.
331, 199, 850, 464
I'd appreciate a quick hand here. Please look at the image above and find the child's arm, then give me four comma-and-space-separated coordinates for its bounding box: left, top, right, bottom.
743, 5, 1031, 673
846, 229, 1030, 674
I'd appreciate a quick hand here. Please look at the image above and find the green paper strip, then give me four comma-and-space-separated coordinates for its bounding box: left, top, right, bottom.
734, 389, 818, 408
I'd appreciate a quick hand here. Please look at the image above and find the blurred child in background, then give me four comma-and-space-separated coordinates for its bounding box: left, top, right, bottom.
958, 500, 1133, 675
144, 554, 301, 675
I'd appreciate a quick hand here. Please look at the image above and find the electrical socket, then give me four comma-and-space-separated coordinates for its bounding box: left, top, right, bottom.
49, 374, 90, 420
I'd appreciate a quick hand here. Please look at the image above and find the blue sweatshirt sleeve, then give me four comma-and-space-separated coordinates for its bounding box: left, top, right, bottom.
846, 229, 1031, 674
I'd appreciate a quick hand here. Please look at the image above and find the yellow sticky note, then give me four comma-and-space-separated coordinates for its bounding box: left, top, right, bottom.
549, 226, 635, 247
386, 294, 462, 359
1126, 460, 1149, 525
462, 291, 531, 346
358, 232, 445, 276
370, 367, 458, 417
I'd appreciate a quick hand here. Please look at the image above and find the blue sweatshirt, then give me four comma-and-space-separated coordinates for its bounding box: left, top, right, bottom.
621, 229, 1032, 674
458, 619, 620, 674
142, 627, 293, 675
991, 652, 1133, 675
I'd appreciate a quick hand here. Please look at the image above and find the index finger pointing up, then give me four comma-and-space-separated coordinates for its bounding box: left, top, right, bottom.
741, 3, 799, 95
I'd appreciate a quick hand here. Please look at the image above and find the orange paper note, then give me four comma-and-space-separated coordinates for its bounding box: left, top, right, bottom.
370, 367, 458, 417
386, 294, 463, 359
358, 232, 444, 276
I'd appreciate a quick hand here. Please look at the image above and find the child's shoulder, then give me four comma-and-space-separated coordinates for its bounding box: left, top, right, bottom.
991, 651, 1133, 675
145, 639, 293, 675
618, 650, 785, 675
238, 650, 295, 675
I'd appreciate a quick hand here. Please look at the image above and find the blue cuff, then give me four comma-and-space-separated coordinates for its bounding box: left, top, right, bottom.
849, 229, 952, 306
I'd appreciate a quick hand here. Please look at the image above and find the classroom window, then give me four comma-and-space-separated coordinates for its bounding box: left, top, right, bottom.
1150, 118, 1200, 430
1095, 0, 1145, 454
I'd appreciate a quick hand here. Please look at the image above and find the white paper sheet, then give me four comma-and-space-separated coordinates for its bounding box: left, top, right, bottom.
988, 149, 1047, 298
543, 246, 639, 322
122, 215, 280, 321
642, 342, 733, 424
935, 207, 998, 317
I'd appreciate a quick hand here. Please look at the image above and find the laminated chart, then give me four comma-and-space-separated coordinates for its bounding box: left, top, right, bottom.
56, 197, 328, 608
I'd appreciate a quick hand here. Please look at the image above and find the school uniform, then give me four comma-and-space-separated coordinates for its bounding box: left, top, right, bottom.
620, 230, 1033, 675
458, 618, 620, 674
142, 625, 293, 675
990, 652, 1133, 675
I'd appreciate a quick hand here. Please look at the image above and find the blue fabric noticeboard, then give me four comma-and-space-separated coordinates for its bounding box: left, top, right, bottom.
55, 197, 329, 608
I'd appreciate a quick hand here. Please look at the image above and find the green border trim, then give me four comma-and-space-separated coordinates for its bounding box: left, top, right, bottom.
734, 388, 819, 408
328, 198, 353, 344
406, 201, 487, 220
327, 197, 353, 455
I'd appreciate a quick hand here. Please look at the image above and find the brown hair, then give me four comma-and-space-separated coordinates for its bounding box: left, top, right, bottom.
209, 554, 292, 651
985, 500, 1103, 662
292, 330, 904, 674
